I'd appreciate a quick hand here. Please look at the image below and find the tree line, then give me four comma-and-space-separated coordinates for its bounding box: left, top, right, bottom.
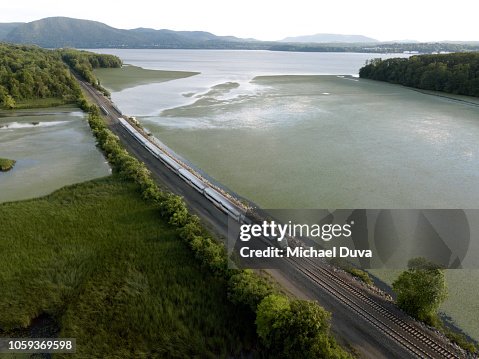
0, 43, 80, 108
0, 43, 122, 109
359, 52, 479, 97
60, 49, 122, 97
86, 105, 352, 358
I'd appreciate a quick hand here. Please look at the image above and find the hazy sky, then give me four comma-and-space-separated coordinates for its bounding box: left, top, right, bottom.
1, 0, 478, 42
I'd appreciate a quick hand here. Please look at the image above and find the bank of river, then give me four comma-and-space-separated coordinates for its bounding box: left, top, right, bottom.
0, 106, 110, 203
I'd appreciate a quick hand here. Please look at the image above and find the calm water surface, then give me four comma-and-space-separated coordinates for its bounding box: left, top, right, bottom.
94, 49, 479, 340
0, 107, 110, 202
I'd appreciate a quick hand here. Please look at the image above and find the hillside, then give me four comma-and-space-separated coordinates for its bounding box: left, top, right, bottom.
281, 33, 379, 43
1, 17, 479, 53
0, 23, 23, 40
6, 17, 138, 48
4, 17, 251, 49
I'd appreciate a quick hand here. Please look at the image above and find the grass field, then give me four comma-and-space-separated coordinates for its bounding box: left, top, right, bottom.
0, 176, 257, 357
0, 158, 15, 171
14, 98, 72, 109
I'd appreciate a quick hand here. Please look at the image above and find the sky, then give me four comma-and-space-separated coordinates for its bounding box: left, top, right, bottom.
1, 0, 478, 42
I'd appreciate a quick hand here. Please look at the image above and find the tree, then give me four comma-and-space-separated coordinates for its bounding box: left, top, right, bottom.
2, 94, 16, 109
359, 52, 479, 98
256, 295, 351, 358
392, 257, 448, 325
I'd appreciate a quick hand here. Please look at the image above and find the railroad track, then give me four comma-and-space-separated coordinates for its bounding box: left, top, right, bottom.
290, 256, 462, 359
76, 74, 467, 359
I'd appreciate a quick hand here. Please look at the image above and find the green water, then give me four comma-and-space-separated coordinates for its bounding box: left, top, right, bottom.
93, 50, 479, 342
0, 107, 110, 203
146, 75, 479, 209
94, 65, 199, 92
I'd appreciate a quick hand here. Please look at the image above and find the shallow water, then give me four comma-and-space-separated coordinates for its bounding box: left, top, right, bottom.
93, 49, 479, 341
145, 75, 479, 209
0, 107, 110, 203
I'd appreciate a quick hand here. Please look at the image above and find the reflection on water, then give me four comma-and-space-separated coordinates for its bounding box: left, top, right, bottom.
0, 107, 110, 203
141, 75, 479, 209
93, 50, 479, 340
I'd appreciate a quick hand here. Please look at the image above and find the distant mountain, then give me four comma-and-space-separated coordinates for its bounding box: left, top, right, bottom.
0, 23, 23, 40
1, 17, 478, 54
388, 39, 420, 44
280, 33, 379, 43
2, 17, 255, 49
6, 17, 133, 48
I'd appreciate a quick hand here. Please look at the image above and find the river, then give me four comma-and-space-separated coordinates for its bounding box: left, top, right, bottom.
93, 49, 479, 341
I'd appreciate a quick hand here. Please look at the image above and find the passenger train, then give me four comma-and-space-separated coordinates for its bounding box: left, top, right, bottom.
118, 118, 243, 222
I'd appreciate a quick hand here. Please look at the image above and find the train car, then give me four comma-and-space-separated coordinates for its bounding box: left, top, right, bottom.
178, 168, 206, 193
204, 187, 242, 221
100, 105, 109, 116
158, 153, 182, 172
119, 117, 243, 222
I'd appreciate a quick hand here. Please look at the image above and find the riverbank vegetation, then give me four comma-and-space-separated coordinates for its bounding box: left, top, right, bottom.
0, 157, 15, 171
60, 49, 122, 97
359, 52, 479, 97
0, 43, 80, 109
0, 43, 122, 109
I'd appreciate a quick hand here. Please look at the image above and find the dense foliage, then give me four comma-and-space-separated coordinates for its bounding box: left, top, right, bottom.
359, 52, 479, 96
256, 295, 350, 359
0, 44, 121, 109
271, 43, 479, 54
392, 258, 448, 326
0, 43, 81, 108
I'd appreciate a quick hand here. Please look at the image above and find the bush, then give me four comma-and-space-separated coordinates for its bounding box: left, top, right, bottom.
228, 270, 275, 311
393, 257, 447, 325
256, 295, 352, 359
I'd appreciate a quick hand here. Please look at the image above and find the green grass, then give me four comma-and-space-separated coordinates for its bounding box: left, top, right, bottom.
14, 98, 72, 109
94, 65, 199, 92
0, 176, 257, 357
0, 158, 15, 171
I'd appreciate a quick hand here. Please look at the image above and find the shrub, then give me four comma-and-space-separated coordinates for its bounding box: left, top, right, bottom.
256, 295, 352, 359
228, 270, 275, 311
393, 257, 447, 325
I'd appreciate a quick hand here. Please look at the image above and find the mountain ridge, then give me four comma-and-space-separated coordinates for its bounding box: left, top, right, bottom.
1, 17, 478, 53
1, 17, 253, 48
